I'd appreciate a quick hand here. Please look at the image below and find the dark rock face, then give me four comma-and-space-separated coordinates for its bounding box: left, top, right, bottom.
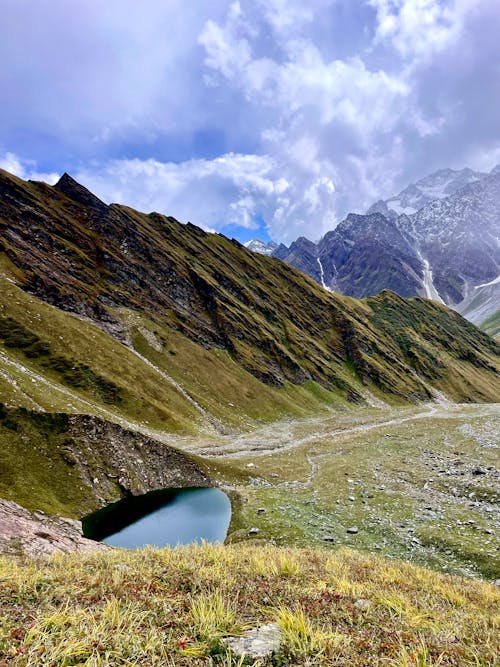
317, 213, 423, 298
276, 237, 322, 284
64, 414, 211, 502
53, 172, 108, 215
273, 167, 500, 314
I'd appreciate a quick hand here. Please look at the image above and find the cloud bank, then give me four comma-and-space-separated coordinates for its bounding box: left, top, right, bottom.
1, 0, 499, 243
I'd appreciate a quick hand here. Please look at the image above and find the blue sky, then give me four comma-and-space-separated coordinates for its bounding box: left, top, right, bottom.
1, 0, 499, 244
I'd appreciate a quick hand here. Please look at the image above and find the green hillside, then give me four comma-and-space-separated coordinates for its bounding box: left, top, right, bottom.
480, 309, 500, 340
1, 168, 499, 410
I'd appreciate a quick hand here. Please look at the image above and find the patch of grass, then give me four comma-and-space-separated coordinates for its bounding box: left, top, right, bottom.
190, 590, 240, 641
0, 544, 498, 666
480, 309, 500, 340
0, 316, 123, 404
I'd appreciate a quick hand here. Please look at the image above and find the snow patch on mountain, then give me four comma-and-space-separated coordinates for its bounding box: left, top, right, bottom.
377, 167, 486, 219
316, 257, 332, 292
416, 250, 444, 303
475, 274, 500, 289
244, 239, 278, 256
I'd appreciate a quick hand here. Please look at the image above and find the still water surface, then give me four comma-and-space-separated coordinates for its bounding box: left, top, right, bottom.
82, 487, 231, 549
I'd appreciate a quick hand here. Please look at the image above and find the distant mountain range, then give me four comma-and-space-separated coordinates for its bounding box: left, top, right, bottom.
244, 239, 278, 256
249, 166, 500, 333
1, 166, 498, 413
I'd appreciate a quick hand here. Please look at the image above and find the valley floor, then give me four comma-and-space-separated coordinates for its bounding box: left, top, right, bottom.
187, 403, 500, 581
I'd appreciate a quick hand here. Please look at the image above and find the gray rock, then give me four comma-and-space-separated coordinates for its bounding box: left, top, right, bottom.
323, 535, 335, 542
0, 499, 108, 557
472, 467, 487, 475
248, 527, 260, 535
348, 496, 355, 502
354, 599, 370, 610
346, 527, 359, 534
257, 508, 267, 514
224, 623, 281, 660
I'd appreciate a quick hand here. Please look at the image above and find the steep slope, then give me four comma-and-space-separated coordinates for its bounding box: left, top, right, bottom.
455, 279, 500, 327
0, 406, 211, 519
407, 172, 500, 303
1, 167, 499, 411
274, 166, 500, 320
480, 309, 500, 339
317, 213, 422, 298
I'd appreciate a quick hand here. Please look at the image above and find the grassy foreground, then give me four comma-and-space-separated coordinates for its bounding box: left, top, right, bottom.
0, 544, 498, 666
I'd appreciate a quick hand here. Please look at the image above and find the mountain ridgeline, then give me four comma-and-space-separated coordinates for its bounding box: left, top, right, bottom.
273, 166, 500, 329
0, 167, 498, 419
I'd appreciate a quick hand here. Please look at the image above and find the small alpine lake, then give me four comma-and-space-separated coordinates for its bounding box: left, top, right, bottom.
82, 487, 231, 549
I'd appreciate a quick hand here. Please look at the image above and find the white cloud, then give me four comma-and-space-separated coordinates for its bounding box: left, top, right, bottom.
198, 1, 412, 240
0, 152, 59, 185
73, 154, 279, 232
2, 0, 499, 245
72, 152, 348, 242
369, 0, 477, 60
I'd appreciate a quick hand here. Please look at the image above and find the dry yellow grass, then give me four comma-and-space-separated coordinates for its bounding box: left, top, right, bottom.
0, 543, 498, 666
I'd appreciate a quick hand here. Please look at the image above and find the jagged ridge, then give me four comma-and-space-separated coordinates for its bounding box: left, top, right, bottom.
0, 167, 499, 408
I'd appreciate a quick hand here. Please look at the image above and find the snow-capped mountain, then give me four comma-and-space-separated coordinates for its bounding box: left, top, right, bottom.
244, 239, 278, 256
274, 165, 500, 326
367, 167, 486, 218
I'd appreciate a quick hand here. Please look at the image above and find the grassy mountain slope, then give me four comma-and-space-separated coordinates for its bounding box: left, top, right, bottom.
1, 168, 499, 409
480, 309, 500, 340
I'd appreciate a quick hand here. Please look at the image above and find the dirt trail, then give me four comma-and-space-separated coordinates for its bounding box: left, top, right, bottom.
128, 348, 224, 434
187, 403, 499, 459
0, 351, 185, 447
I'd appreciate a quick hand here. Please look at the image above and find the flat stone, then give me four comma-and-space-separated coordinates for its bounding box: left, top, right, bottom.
323, 535, 335, 542
348, 496, 355, 502
346, 526, 359, 534
257, 508, 267, 514
354, 599, 370, 610
224, 623, 281, 660
248, 527, 260, 535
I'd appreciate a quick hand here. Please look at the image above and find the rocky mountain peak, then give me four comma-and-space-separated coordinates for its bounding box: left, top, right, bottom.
272, 164, 500, 326
54, 173, 108, 213
244, 239, 278, 256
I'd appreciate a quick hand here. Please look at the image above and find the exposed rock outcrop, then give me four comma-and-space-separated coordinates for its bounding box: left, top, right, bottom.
0, 499, 108, 557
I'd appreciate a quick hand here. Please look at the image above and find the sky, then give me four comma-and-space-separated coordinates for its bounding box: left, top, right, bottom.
1, 0, 499, 245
